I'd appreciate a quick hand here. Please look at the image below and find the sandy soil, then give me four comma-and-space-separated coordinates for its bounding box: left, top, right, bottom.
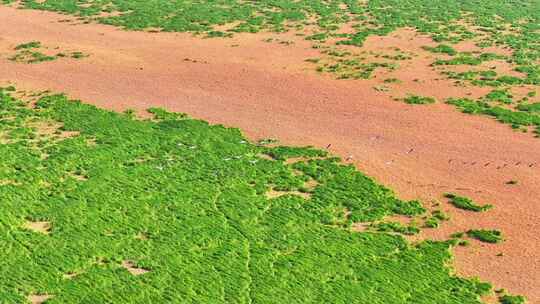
1, 6, 539, 302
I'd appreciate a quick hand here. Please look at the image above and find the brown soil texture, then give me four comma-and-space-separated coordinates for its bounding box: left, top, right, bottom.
1, 6, 539, 302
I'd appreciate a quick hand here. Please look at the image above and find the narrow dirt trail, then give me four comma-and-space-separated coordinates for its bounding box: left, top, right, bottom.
1, 6, 539, 301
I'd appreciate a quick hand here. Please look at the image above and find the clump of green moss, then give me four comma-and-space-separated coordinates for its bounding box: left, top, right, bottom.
517, 102, 540, 112
444, 193, 493, 212
485, 89, 514, 104
424, 210, 450, 228
499, 294, 526, 304
404, 95, 436, 105
14, 41, 41, 50
467, 229, 503, 243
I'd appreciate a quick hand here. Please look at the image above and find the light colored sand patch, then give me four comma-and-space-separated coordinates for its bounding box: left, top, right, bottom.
303, 179, 318, 190
135, 232, 149, 240
284, 157, 307, 164
256, 153, 275, 161
0, 179, 21, 186
23, 221, 51, 234
27, 121, 61, 136
351, 222, 368, 232
122, 260, 150, 276
62, 272, 79, 279
266, 188, 311, 200
27, 121, 80, 139
85, 137, 97, 146
68, 172, 88, 181
28, 294, 52, 304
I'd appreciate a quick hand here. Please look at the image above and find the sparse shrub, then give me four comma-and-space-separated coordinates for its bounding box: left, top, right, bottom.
444, 193, 493, 212
404, 95, 436, 105
467, 229, 503, 243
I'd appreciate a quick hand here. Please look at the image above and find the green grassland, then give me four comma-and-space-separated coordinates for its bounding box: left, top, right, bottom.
0, 86, 504, 303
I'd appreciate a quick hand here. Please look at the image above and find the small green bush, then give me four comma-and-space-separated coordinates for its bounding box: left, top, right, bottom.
404, 95, 436, 105
14, 41, 41, 50
467, 229, 503, 243
499, 294, 526, 304
422, 44, 457, 56
444, 193, 493, 212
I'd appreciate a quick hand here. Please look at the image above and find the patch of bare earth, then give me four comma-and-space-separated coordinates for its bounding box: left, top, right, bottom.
27, 120, 80, 139
23, 221, 51, 234
28, 294, 53, 304
121, 260, 150, 276
0, 5, 539, 302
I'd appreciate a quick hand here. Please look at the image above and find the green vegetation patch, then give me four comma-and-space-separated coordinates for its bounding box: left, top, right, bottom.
484, 89, 514, 104
14, 41, 42, 50
315, 58, 398, 80
9, 50, 57, 64
433, 53, 505, 66
444, 193, 493, 212
447, 97, 540, 134
423, 44, 457, 56
517, 102, 540, 113
499, 294, 526, 304
0, 87, 503, 303
467, 229, 503, 243
404, 95, 436, 105
424, 210, 450, 228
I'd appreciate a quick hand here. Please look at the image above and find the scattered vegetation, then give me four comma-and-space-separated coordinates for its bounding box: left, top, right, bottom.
447, 97, 540, 135
8, 41, 88, 64
10, 0, 539, 97
315, 58, 398, 80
